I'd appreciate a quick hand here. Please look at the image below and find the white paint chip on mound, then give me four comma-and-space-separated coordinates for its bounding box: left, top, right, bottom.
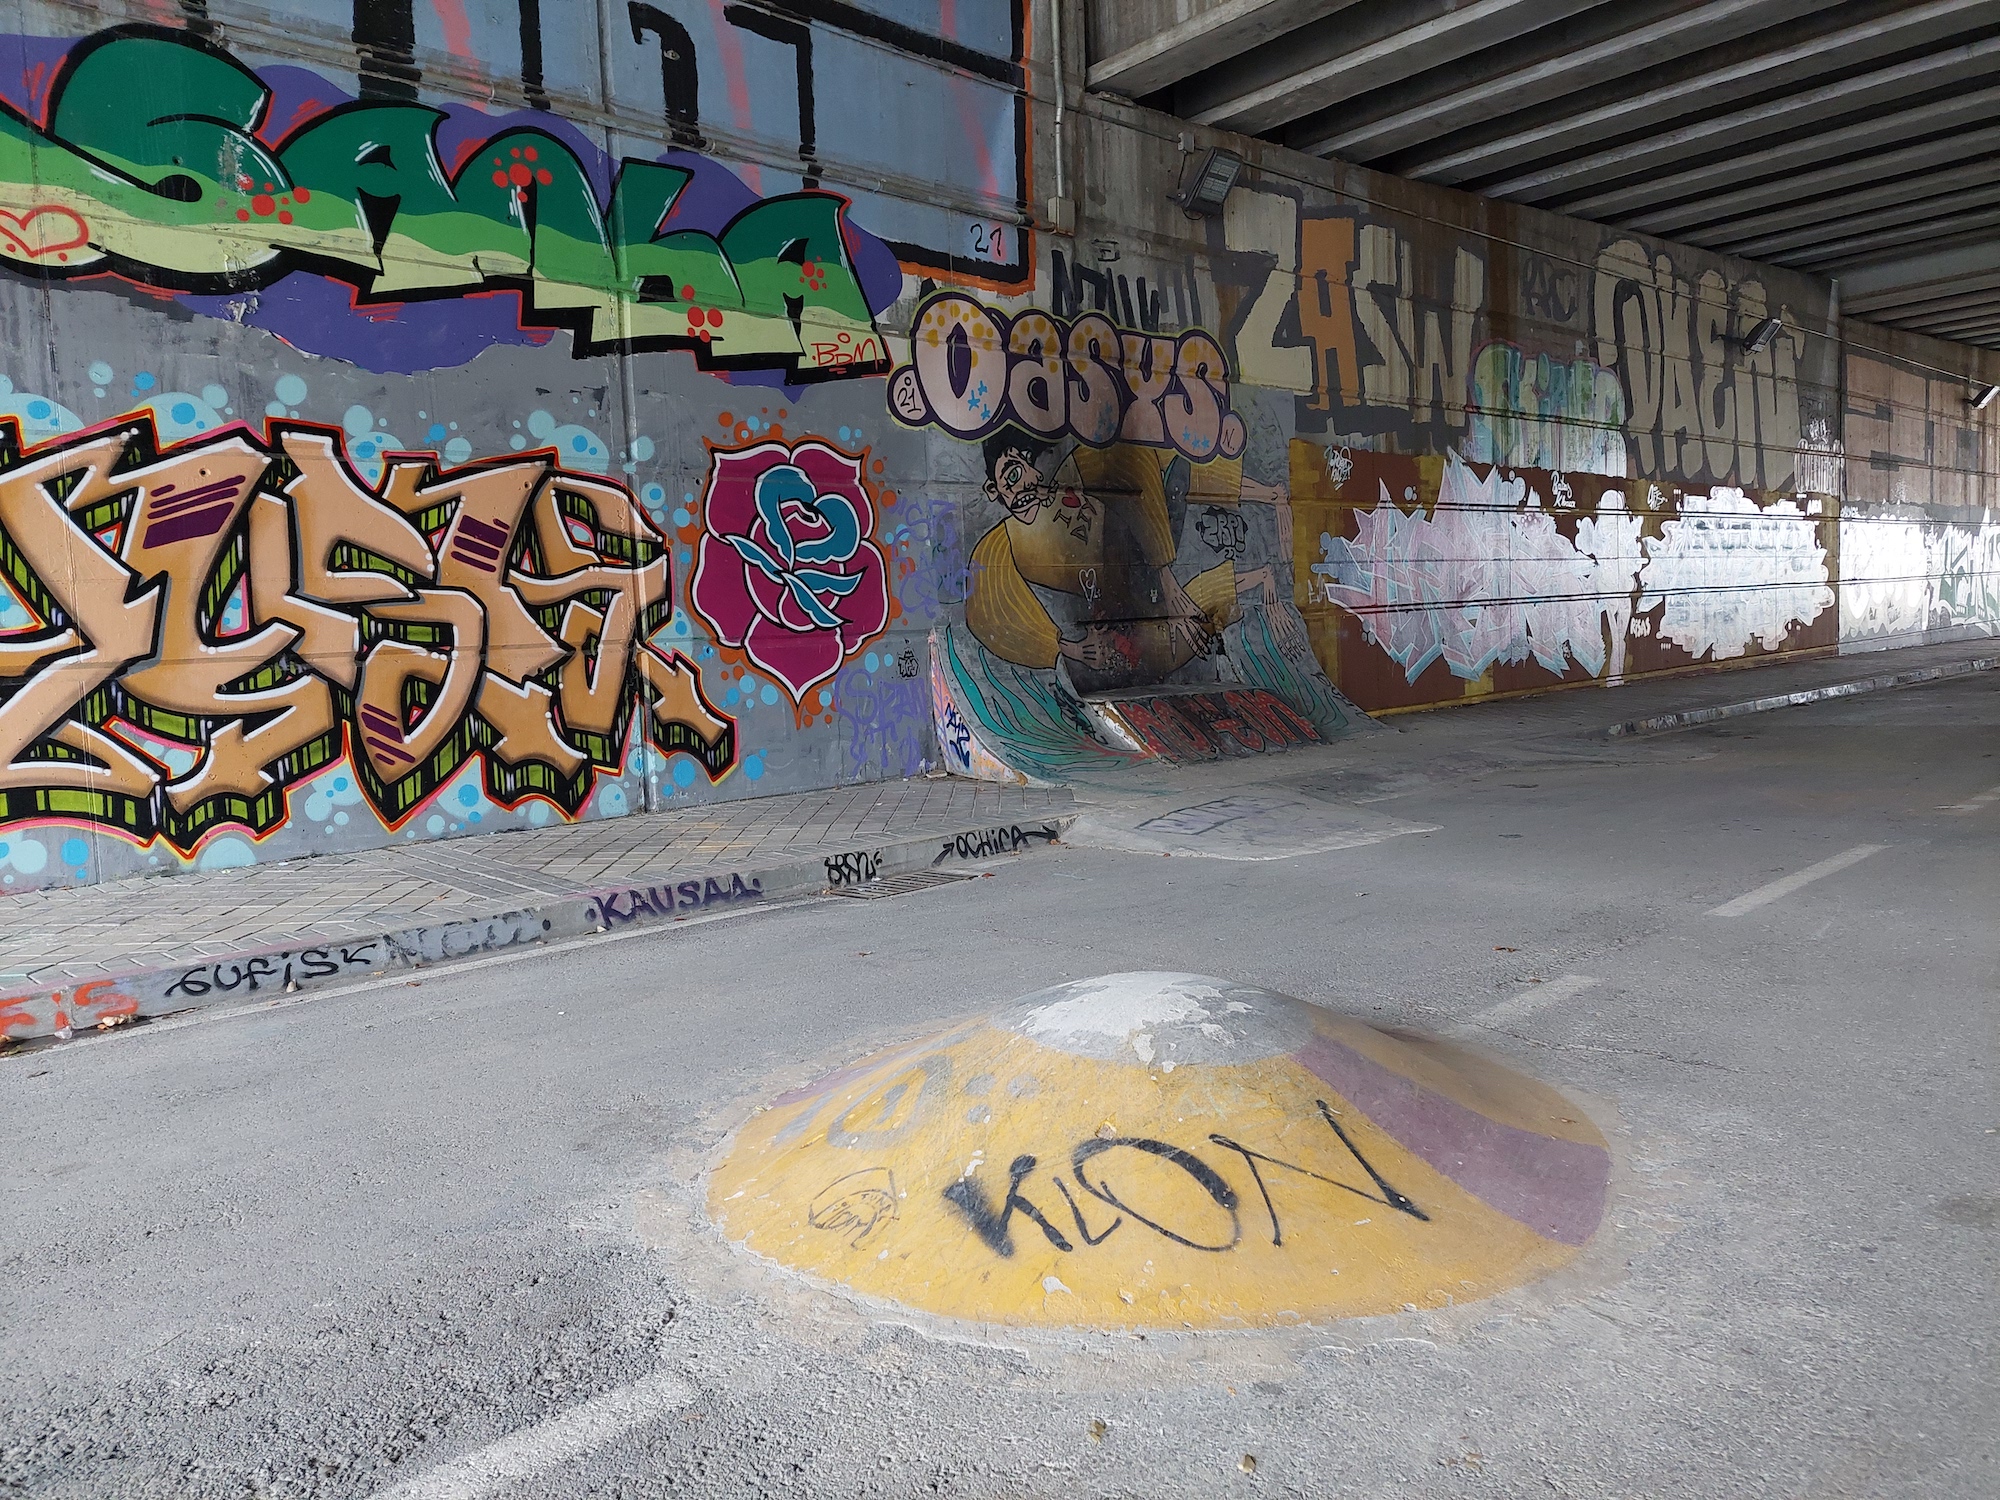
1008, 973, 1321, 1063
1018, 972, 1230, 1058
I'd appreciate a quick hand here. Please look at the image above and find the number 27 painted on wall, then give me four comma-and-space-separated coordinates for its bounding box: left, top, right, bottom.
966, 220, 1009, 264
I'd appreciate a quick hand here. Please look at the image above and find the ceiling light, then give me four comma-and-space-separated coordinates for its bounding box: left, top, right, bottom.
1972, 383, 1999, 411
1173, 147, 1243, 219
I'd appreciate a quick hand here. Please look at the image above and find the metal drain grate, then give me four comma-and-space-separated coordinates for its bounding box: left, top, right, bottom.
824, 869, 981, 899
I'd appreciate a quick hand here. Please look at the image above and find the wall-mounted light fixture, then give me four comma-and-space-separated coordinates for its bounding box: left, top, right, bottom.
1172, 146, 1243, 219
1736, 316, 1784, 354
1971, 383, 1999, 411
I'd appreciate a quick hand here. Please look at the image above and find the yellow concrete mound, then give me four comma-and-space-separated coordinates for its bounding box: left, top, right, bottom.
710, 973, 1610, 1328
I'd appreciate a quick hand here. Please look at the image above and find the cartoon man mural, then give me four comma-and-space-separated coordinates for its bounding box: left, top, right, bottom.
965, 427, 1300, 695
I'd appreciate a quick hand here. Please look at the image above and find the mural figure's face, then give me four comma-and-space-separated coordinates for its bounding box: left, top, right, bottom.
984, 445, 1052, 521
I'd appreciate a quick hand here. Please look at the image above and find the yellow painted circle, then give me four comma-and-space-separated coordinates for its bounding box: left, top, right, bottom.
710, 975, 1609, 1328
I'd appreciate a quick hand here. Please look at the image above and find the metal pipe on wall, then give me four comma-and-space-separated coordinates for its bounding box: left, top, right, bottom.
1049, 0, 1073, 232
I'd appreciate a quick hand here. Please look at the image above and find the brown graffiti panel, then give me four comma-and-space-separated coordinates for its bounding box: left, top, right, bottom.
1290, 442, 1838, 713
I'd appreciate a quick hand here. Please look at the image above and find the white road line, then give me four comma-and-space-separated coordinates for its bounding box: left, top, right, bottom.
367, 1368, 697, 1500
1941, 783, 2000, 813
1458, 973, 1601, 1031
1705, 844, 1887, 917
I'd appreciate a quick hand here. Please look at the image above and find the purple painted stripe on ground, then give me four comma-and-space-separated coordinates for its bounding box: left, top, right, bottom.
1294, 1033, 1608, 1246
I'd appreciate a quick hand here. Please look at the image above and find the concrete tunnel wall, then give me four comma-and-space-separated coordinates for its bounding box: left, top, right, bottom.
0, 0, 1992, 894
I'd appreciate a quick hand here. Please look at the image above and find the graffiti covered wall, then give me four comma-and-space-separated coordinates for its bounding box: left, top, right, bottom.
1170, 170, 1853, 712
2, 3, 1995, 892
1043, 92, 1994, 717
1840, 341, 2000, 652
0, 415, 735, 852
0, 0, 1027, 892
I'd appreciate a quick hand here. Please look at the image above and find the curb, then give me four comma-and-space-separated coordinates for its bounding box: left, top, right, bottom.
1, 813, 1076, 1047
1603, 655, 1996, 738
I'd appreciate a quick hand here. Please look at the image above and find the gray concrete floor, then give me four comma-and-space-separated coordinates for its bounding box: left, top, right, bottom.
3, 673, 1995, 1500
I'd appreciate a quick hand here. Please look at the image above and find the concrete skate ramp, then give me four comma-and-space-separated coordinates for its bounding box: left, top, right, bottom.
710, 973, 1610, 1329
930, 624, 1372, 784
930, 625, 1144, 784
1093, 684, 1324, 763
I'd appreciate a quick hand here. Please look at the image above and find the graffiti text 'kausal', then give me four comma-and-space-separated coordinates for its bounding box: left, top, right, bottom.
888, 293, 1248, 461
0, 27, 884, 374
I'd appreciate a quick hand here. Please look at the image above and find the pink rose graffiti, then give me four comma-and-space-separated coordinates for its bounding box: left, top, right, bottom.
690, 440, 891, 701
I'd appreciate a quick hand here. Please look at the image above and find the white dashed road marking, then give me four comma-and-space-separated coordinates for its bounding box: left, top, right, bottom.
1459, 973, 1601, 1031
1706, 844, 1887, 917
367, 1369, 697, 1500
1940, 784, 2000, 814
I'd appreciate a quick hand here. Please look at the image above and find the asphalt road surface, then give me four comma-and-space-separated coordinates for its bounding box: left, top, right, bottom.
4, 672, 1995, 1500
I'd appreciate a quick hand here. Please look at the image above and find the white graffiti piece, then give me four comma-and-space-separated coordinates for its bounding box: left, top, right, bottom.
1796, 417, 1843, 497
1636, 489, 1832, 660
1312, 454, 1643, 683
1938, 512, 2000, 635
1840, 508, 2000, 645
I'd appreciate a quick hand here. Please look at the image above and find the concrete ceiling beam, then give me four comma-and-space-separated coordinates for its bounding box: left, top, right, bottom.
1179, 0, 1596, 135
1482, 31, 2000, 205
1878, 297, 2000, 331
1842, 275, 2000, 320
1688, 160, 2000, 254
1773, 204, 2000, 271
1552, 82, 2000, 221
1617, 124, 2000, 238
1288, 0, 1809, 162
1870, 323, 2000, 348
1837, 240, 2000, 302
1884, 309, 2000, 338
1393, 0, 1996, 185
1085, 0, 1346, 101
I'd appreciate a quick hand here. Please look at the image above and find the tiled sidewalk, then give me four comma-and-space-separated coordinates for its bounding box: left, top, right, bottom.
0, 779, 1074, 989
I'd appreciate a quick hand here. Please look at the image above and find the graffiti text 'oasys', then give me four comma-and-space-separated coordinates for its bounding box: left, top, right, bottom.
0, 27, 884, 374
888, 292, 1248, 461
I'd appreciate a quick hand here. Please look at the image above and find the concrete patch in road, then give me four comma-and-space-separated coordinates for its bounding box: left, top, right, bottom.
709, 973, 1609, 1329
1066, 792, 1434, 860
